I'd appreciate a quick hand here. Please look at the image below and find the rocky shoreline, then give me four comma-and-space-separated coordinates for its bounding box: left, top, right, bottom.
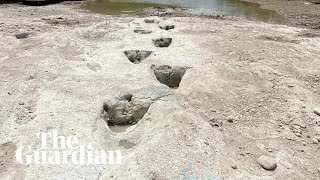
243, 0, 320, 29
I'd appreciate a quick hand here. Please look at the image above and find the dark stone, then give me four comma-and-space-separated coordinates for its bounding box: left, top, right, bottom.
15, 33, 29, 39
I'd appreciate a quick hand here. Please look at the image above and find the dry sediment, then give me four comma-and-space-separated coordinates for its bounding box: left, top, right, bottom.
0, 2, 320, 180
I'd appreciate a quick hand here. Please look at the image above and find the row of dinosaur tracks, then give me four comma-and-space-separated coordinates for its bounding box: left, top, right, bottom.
102, 19, 188, 132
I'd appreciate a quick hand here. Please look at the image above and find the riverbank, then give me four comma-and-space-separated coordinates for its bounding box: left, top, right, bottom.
243, 0, 320, 29
0, 2, 320, 180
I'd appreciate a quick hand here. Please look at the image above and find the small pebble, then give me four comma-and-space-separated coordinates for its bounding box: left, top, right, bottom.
312, 138, 318, 144
15, 33, 29, 39
227, 117, 234, 123
231, 165, 237, 169
257, 155, 277, 171
294, 133, 302, 137
307, 135, 311, 138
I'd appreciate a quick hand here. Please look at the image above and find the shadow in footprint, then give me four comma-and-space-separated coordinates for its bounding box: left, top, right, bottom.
124, 50, 153, 64
102, 94, 152, 133
144, 19, 159, 24
134, 29, 152, 34
159, 24, 175, 30
152, 65, 186, 89
152, 38, 172, 48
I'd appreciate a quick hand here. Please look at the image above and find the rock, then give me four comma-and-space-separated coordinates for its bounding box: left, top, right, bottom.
312, 138, 318, 144
134, 29, 152, 34
314, 109, 320, 116
231, 165, 237, 169
257, 156, 277, 171
210, 108, 216, 112
294, 133, 302, 137
227, 117, 234, 123
18, 102, 24, 105
15, 33, 29, 39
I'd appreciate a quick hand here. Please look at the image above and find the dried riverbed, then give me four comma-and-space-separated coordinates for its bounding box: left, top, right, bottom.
0, 2, 320, 180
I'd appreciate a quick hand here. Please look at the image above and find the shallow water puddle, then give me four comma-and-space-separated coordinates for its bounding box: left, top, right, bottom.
82, 0, 287, 24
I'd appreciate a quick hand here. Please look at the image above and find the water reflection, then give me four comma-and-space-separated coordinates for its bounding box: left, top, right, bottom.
83, 0, 287, 24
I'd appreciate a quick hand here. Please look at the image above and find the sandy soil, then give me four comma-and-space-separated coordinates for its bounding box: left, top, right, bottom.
0, 2, 320, 180
243, 0, 320, 29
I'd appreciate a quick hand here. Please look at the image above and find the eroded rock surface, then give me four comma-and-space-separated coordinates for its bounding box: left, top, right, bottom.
124, 50, 153, 64
152, 65, 186, 88
152, 38, 172, 47
102, 94, 152, 126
